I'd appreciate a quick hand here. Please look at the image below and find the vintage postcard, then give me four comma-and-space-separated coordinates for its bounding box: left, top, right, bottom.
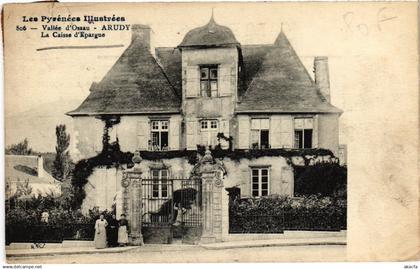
2, 1, 419, 264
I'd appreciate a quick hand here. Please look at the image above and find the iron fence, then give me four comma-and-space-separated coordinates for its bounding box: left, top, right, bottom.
282, 210, 346, 231
229, 214, 284, 233
229, 210, 346, 234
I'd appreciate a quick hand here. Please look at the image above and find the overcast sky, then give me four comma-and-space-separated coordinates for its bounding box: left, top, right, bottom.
4, 2, 418, 150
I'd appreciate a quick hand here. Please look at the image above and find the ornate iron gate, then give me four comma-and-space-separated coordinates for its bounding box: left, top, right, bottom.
141, 177, 202, 243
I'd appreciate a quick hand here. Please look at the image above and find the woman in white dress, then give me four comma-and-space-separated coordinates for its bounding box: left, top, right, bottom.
118, 214, 129, 246
94, 214, 108, 249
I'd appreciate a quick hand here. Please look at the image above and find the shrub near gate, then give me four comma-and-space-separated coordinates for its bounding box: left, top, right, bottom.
229, 195, 346, 233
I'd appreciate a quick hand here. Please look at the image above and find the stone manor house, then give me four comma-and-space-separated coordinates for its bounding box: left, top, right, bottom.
67, 16, 343, 235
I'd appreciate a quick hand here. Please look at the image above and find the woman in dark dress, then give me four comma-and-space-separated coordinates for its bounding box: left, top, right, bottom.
118, 214, 129, 246
107, 214, 119, 247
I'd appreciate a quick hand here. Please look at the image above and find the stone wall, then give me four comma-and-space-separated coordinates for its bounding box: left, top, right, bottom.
71, 114, 183, 162
81, 156, 293, 215
182, 47, 238, 150
71, 116, 104, 162
223, 156, 292, 197
81, 167, 123, 214
318, 114, 340, 156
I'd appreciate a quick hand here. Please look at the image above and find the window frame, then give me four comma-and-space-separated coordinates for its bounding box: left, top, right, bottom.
200, 119, 219, 147
150, 169, 169, 199
200, 65, 219, 98
150, 120, 169, 151
250, 166, 270, 197
294, 117, 313, 149
250, 118, 270, 149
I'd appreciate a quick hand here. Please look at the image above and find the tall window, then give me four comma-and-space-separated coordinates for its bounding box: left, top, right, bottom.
294, 118, 313, 149
250, 118, 270, 149
200, 66, 218, 97
151, 169, 168, 198
200, 119, 218, 147
251, 167, 269, 197
150, 120, 168, 151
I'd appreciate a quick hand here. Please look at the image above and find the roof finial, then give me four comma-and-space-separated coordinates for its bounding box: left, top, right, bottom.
208, 7, 216, 24
208, 8, 216, 31
281, 22, 283, 32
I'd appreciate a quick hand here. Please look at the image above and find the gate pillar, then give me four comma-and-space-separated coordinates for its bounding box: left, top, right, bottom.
192, 149, 226, 243
121, 153, 144, 246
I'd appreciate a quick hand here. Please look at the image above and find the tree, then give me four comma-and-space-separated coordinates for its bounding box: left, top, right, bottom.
15, 178, 33, 197
52, 124, 71, 181
294, 162, 347, 197
5, 138, 33, 155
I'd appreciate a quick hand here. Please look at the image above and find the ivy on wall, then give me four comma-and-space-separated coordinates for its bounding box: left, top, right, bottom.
100, 115, 121, 152
71, 143, 133, 209
72, 147, 335, 209
71, 116, 338, 209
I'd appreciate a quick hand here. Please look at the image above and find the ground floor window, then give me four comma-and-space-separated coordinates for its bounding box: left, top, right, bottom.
151, 169, 168, 198
294, 118, 313, 149
251, 167, 269, 197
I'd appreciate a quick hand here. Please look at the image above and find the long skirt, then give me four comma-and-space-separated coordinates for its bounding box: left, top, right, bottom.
94, 229, 107, 249
118, 226, 129, 244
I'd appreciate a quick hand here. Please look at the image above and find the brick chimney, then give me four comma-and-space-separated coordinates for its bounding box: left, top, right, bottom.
131, 24, 151, 50
37, 155, 44, 178
314, 56, 330, 102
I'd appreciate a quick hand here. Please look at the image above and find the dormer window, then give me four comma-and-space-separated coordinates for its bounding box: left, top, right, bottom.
200, 66, 218, 97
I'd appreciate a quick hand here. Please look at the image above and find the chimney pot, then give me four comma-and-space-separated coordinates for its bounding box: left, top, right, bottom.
131, 24, 151, 50
314, 56, 331, 102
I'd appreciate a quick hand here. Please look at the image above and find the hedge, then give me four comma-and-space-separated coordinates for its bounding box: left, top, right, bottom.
229, 196, 346, 233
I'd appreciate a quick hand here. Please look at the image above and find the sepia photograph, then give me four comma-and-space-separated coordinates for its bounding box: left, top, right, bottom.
1, 1, 418, 265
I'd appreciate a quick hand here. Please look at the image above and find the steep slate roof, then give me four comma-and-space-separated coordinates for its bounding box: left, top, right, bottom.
69, 22, 341, 116
155, 47, 182, 98
239, 44, 273, 98
178, 16, 240, 48
67, 39, 181, 116
236, 32, 342, 113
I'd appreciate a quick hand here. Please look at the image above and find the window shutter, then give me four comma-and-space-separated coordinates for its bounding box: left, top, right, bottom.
238, 116, 250, 149
312, 115, 319, 148
185, 66, 199, 97
220, 119, 229, 149
218, 65, 231, 97
186, 119, 197, 150
281, 167, 294, 197
270, 115, 282, 148
169, 118, 180, 150
137, 119, 149, 150
280, 116, 293, 148
93, 119, 104, 153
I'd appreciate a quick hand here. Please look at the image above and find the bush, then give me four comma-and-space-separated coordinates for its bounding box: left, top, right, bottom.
5, 180, 116, 243
294, 163, 347, 197
229, 195, 346, 232
5, 201, 112, 243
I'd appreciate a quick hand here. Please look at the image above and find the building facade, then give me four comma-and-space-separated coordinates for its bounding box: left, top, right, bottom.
67, 17, 342, 213
5, 155, 61, 198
